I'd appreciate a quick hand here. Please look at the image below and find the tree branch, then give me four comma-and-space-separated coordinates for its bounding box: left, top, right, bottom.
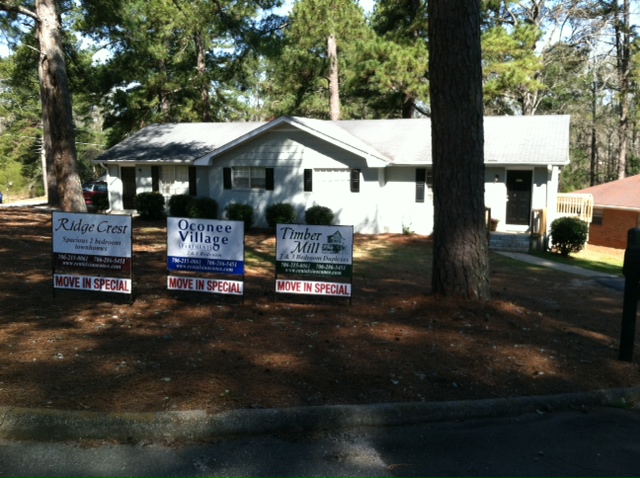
0, 2, 39, 22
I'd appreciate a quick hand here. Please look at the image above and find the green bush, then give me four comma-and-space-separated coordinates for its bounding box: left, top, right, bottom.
187, 197, 218, 219
134, 192, 165, 220
550, 216, 589, 257
168, 194, 193, 217
305, 205, 334, 225
266, 202, 297, 228
93, 194, 110, 212
225, 203, 254, 229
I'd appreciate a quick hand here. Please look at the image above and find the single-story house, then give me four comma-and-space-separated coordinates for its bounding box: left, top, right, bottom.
573, 174, 640, 249
93, 115, 571, 235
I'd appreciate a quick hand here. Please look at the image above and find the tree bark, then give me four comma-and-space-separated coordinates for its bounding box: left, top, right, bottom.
327, 34, 341, 121
615, 0, 630, 180
36, 0, 85, 211
195, 31, 212, 122
428, 0, 490, 300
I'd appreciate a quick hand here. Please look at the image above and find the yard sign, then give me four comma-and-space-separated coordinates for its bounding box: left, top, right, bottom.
166, 217, 245, 297
51, 211, 133, 295
275, 224, 353, 299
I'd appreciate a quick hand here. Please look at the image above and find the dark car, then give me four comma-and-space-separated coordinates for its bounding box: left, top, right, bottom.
82, 180, 108, 208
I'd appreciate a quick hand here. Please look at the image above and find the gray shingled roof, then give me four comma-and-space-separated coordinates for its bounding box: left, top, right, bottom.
96, 122, 263, 163
95, 115, 570, 166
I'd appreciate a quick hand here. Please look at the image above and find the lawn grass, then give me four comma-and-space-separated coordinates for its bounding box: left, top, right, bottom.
530, 246, 624, 276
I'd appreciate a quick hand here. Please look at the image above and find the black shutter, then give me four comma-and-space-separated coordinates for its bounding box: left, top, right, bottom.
223, 167, 232, 190
188, 167, 197, 196
266, 168, 275, 191
416, 168, 426, 203
304, 169, 313, 192
350, 169, 360, 193
151, 166, 159, 192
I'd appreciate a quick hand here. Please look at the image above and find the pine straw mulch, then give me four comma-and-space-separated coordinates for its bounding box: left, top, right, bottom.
0, 207, 636, 414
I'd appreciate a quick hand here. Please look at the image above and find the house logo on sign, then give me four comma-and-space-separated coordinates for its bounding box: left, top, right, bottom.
322, 231, 347, 254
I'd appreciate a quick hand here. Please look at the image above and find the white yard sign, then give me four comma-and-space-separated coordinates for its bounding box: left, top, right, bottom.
51, 212, 132, 295
275, 224, 353, 298
166, 218, 244, 295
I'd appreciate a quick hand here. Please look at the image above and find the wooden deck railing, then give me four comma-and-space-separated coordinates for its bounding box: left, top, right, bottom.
557, 193, 593, 224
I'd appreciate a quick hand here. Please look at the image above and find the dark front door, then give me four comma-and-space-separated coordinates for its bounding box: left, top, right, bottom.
121, 167, 136, 210
506, 170, 532, 226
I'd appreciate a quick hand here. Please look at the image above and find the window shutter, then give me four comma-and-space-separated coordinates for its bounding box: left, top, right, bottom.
188, 167, 197, 196
151, 166, 159, 192
350, 169, 360, 193
416, 168, 426, 203
266, 168, 275, 191
223, 168, 232, 190
304, 169, 313, 192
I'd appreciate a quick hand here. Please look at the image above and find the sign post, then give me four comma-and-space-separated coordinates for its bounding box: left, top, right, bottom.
619, 228, 640, 361
275, 224, 354, 303
51, 212, 133, 299
166, 217, 245, 301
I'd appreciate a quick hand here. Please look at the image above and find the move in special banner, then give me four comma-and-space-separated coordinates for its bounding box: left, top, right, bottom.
53, 274, 132, 294
52, 212, 132, 272
167, 218, 244, 275
275, 224, 353, 278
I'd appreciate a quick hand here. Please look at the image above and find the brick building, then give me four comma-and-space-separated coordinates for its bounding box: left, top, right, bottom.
574, 175, 640, 249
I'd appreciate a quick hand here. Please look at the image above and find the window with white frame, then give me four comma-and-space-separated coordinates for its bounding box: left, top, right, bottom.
233, 167, 266, 189
160, 166, 190, 196
315, 169, 351, 183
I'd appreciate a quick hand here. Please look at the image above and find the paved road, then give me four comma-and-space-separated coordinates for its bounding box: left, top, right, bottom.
1, 406, 639, 477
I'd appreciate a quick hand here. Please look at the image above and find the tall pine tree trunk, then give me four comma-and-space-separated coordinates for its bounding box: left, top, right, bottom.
428, 0, 490, 300
615, 0, 630, 180
195, 31, 212, 122
327, 34, 341, 121
36, 0, 85, 211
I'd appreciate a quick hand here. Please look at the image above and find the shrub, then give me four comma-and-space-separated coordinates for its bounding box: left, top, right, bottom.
305, 205, 334, 225
168, 194, 193, 217
550, 216, 589, 257
134, 192, 165, 220
92, 194, 110, 212
225, 203, 254, 229
266, 202, 297, 228
187, 197, 218, 219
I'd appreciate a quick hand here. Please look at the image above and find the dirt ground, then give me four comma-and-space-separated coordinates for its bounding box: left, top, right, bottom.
0, 207, 637, 414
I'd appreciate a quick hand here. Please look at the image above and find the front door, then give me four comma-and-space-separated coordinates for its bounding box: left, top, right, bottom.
506, 170, 532, 226
121, 167, 136, 210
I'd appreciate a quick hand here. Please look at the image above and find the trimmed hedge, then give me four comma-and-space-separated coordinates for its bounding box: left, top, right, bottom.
134, 192, 165, 220
187, 197, 218, 219
168, 194, 192, 217
93, 194, 110, 212
266, 202, 296, 228
225, 203, 254, 229
305, 205, 334, 225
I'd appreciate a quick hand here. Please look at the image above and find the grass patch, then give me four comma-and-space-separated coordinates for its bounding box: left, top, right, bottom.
530, 248, 624, 276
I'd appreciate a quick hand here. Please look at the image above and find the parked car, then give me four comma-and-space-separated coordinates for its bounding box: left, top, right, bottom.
82, 180, 108, 208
